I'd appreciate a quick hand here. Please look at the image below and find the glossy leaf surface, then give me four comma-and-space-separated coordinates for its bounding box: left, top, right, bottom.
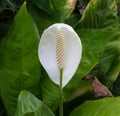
93, 32, 120, 87
15, 91, 55, 116
0, 2, 41, 116
76, 0, 118, 30
70, 97, 120, 116
30, 0, 76, 21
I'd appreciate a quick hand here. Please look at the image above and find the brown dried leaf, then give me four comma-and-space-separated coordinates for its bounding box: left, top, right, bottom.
83, 74, 113, 98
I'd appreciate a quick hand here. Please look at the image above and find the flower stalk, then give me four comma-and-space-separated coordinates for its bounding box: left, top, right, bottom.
59, 68, 63, 116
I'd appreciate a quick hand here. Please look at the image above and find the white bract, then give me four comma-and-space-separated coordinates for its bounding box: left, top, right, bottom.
38, 23, 82, 88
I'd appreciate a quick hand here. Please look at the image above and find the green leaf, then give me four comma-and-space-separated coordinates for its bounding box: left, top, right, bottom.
103, 33, 120, 86
15, 91, 55, 116
33, 0, 76, 20
76, 0, 118, 30
0, 2, 41, 116
40, 74, 60, 111
50, 0, 77, 21
93, 32, 120, 87
70, 97, 120, 116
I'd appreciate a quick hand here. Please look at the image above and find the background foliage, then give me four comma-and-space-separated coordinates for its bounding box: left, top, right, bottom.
0, 0, 120, 116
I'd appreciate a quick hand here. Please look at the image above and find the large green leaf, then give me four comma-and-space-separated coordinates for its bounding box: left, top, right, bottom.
40, 29, 115, 111
50, 0, 77, 21
15, 91, 55, 116
102, 33, 120, 86
92, 32, 120, 87
76, 0, 118, 30
31, 0, 76, 22
0, 2, 41, 116
40, 72, 60, 111
70, 97, 120, 116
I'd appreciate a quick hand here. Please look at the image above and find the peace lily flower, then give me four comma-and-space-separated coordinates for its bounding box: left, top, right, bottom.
38, 23, 82, 88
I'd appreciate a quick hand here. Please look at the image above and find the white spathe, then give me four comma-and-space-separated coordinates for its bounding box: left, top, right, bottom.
38, 23, 82, 88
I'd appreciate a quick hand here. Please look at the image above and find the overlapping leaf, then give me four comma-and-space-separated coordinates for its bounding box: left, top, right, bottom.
70, 97, 120, 116
15, 91, 55, 116
0, 2, 41, 116
30, 0, 76, 22
76, 0, 118, 30
93, 32, 120, 87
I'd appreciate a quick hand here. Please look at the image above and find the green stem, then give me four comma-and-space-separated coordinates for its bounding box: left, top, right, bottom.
59, 69, 63, 116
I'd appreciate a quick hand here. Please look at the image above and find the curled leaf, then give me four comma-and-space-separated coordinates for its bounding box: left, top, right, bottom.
83, 74, 113, 98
